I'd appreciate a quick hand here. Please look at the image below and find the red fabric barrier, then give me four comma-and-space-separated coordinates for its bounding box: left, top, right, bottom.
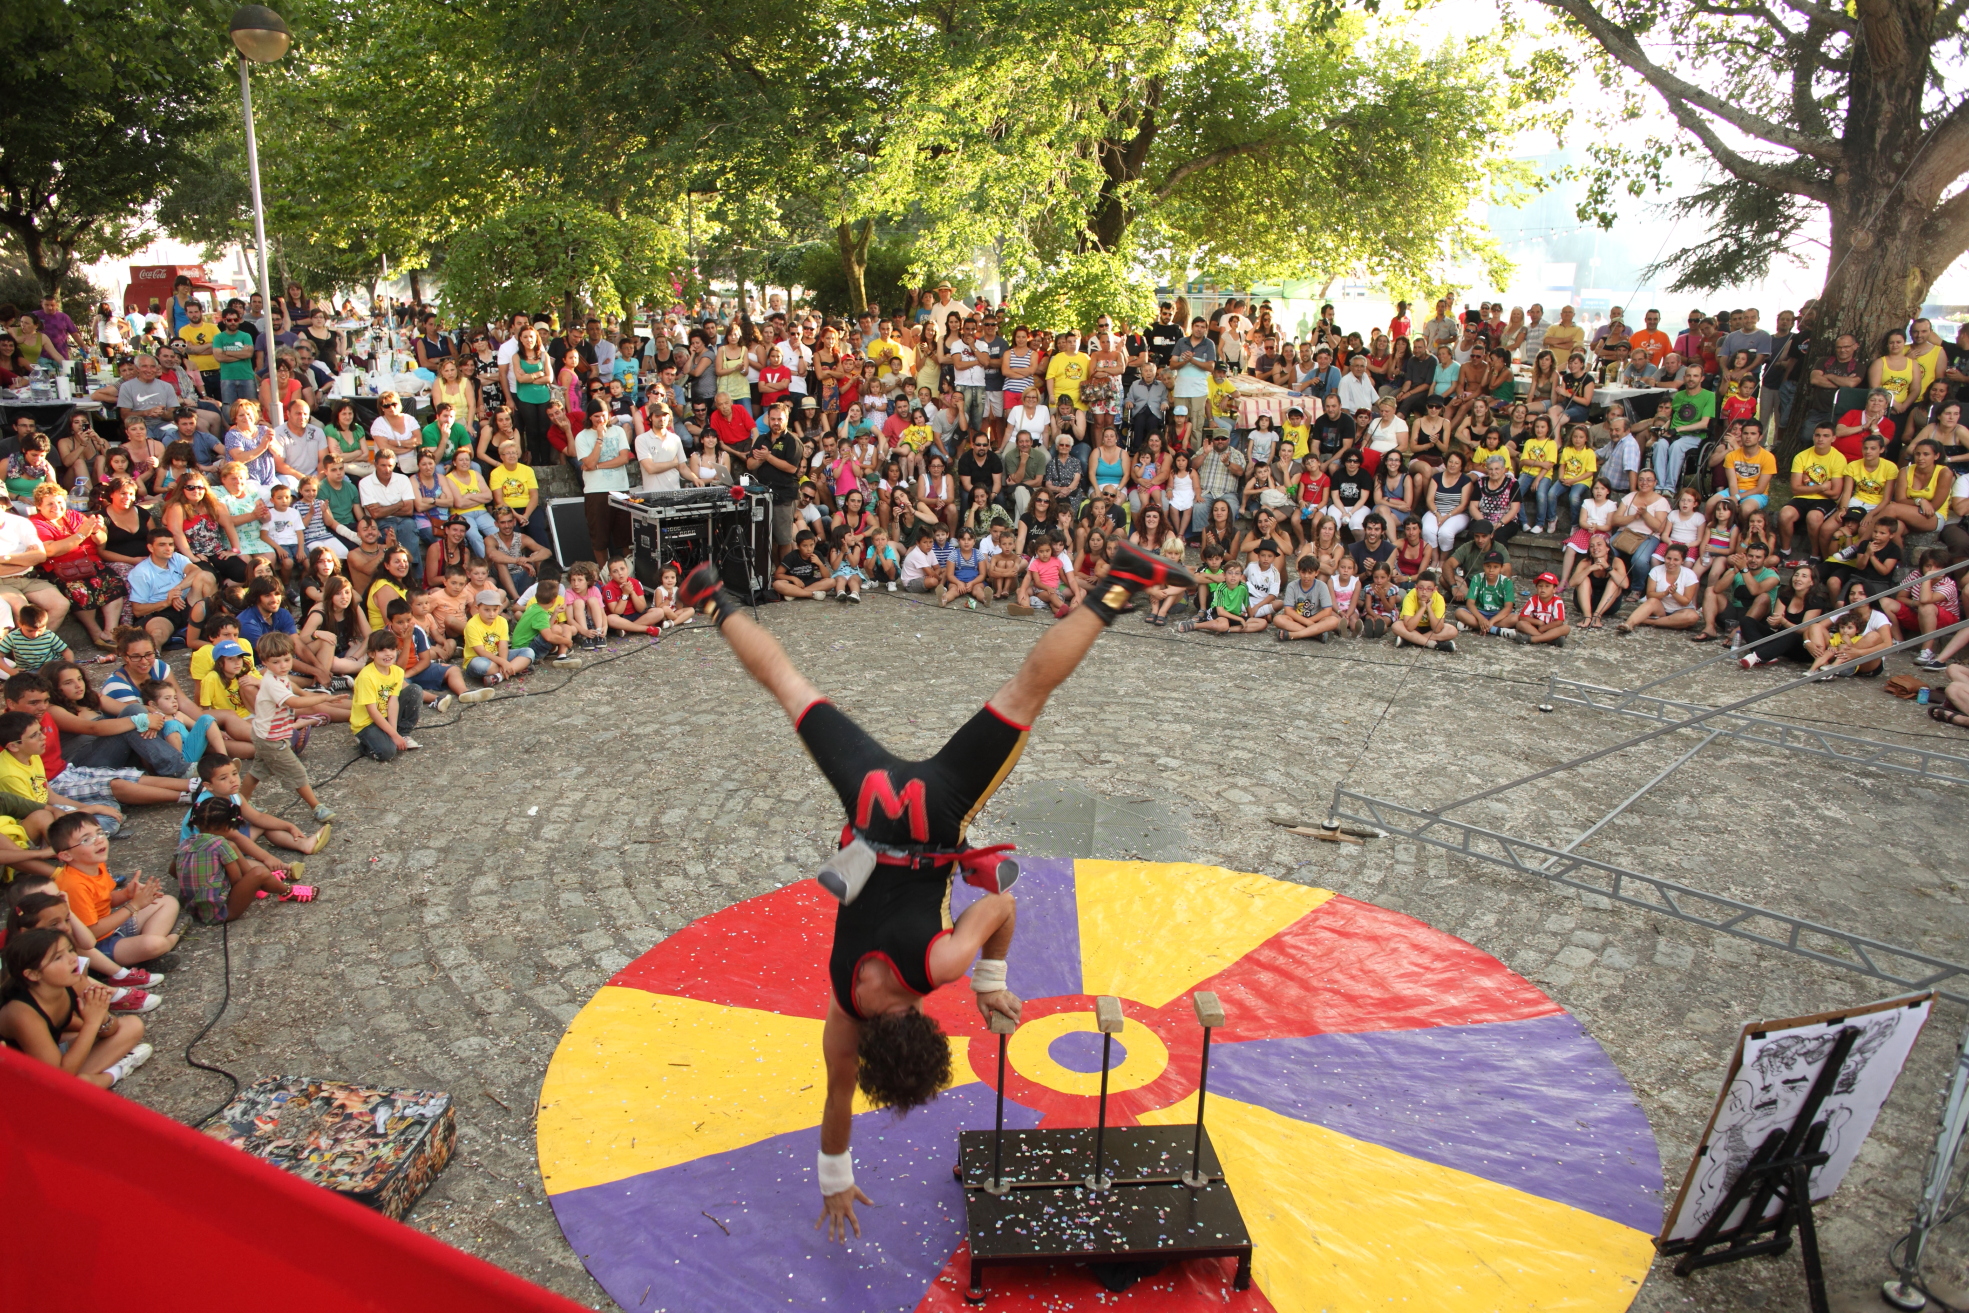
0, 1049, 587, 1312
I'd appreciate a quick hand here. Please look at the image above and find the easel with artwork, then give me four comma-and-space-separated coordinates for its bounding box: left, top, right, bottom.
1658, 993, 1936, 1312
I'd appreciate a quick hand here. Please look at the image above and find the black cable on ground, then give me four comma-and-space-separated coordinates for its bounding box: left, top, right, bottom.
183, 917, 238, 1128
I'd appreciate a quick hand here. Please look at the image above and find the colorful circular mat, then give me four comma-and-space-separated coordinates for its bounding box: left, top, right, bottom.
537, 858, 1663, 1311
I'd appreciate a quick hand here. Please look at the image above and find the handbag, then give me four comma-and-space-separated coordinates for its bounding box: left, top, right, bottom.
1610, 527, 1649, 555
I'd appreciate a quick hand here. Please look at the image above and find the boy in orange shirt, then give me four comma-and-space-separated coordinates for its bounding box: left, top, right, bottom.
48, 810, 181, 967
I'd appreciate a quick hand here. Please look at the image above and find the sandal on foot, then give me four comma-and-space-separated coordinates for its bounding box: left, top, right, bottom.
1689, 631, 1718, 643
278, 885, 318, 903
310, 824, 331, 854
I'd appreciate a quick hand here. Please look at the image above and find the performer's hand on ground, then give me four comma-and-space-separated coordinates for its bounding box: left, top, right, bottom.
815, 1185, 872, 1243
976, 989, 1022, 1028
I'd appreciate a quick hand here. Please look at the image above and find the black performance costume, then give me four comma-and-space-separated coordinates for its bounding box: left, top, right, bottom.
795, 698, 1029, 1019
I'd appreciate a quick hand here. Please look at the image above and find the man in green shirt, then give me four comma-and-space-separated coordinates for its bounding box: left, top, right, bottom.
1445, 521, 1510, 602
419, 402, 471, 465
212, 307, 260, 410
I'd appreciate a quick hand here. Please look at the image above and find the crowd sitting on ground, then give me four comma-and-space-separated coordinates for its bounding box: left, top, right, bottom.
4, 283, 1969, 1091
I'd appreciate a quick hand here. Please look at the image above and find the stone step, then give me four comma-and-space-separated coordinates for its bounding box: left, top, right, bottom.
537, 462, 583, 499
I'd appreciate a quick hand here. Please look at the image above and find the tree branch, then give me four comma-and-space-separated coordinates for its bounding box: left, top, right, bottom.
1909, 96, 1969, 204
1775, 0, 1857, 33
1540, 0, 1845, 162
1920, 185, 1969, 276
1662, 94, 1837, 203
1152, 140, 1274, 202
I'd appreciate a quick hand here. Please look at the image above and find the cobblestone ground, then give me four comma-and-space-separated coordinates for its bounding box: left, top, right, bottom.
113, 591, 1969, 1312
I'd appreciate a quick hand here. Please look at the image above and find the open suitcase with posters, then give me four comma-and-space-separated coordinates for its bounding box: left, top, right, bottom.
202, 1077, 456, 1220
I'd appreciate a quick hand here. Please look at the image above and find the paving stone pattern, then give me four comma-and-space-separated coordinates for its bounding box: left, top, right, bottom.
111, 591, 1969, 1311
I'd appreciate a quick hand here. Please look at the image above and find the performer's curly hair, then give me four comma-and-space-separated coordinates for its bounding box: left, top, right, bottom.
856, 1010, 952, 1113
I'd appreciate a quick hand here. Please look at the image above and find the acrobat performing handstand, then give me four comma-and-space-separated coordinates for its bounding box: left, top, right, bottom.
675, 540, 1193, 1242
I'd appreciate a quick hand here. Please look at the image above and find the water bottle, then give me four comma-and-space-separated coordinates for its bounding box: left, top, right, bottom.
71, 477, 88, 503
1919, 687, 1931, 706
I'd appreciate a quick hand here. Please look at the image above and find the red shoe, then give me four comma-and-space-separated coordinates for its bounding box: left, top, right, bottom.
109, 988, 160, 1014
958, 844, 1021, 895
278, 884, 318, 903
1108, 538, 1196, 592
98, 967, 162, 989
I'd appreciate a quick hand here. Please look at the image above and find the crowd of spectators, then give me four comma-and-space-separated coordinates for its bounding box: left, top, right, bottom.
2, 280, 1968, 1089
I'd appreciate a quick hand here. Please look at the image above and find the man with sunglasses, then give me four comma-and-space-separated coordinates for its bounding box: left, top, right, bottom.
211, 308, 259, 410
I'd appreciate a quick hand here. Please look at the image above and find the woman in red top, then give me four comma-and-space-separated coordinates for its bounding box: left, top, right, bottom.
29, 483, 125, 646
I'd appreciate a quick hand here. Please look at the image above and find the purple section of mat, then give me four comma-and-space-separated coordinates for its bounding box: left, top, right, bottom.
949, 854, 1080, 1000
1050, 1031, 1126, 1074
549, 1083, 1041, 1313
1211, 1012, 1663, 1232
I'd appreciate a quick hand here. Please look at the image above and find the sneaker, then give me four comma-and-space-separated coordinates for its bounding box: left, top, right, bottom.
1916, 650, 1941, 669
433, 694, 454, 714
329, 675, 353, 694
1549, 635, 1565, 648
1108, 538, 1198, 591
1512, 629, 1529, 645
848, 592, 862, 603
1438, 639, 1457, 654
966, 597, 976, 610
109, 989, 160, 1014
1393, 634, 1406, 647
887, 581, 896, 591
400, 737, 422, 751
1740, 653, 1763, 669
312, 802, 336, 823
290, 723, 311, 757
106, 1042, 153, 1084
100, 966, 161, 989
551, 652, 581, 666
459, 687, 497, 704
1311, 630, 1328, 643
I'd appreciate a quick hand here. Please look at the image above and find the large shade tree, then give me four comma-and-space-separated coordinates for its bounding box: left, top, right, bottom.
1543, 0, 1969, 356
0, 0, 227, 298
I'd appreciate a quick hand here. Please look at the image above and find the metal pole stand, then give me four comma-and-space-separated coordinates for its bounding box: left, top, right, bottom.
1086, 997, 1122, 1193
984, 1011, 1016, 1197
1185, 991, 1226, 1188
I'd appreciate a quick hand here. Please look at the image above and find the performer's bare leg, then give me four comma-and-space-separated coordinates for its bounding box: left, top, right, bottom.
711, 609, 823, 722
986, 607, 1105, 727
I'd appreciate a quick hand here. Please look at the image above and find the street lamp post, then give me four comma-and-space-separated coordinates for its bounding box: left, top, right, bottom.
230, 5, 290, 402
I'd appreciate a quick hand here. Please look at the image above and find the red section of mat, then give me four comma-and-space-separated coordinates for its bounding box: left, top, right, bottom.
1155, 894, 1560, 1043
609, 880, 836, 1019
0, 1049, 586, 1312
914, 1240, 1279, 1312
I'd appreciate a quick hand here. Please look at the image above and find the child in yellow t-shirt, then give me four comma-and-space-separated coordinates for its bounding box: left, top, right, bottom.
1283, 411, 1313, 460
1206, 369, 1237, 432
196, 639, 255, 745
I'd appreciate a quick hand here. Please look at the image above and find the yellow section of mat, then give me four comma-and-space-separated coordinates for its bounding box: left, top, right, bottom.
1073, 860, 1332, 1008
538, 987, 974, 1195
1141, 1093, 1654, 1312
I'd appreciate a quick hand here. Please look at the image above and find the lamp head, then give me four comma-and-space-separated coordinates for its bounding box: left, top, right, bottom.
229, 5, 290, 61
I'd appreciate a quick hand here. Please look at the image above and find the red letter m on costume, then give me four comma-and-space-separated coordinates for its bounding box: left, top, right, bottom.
856, 771, 929, 842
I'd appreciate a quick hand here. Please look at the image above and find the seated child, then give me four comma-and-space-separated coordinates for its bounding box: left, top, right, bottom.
940, 527, 987, 608
265, 482, 304, 580
863, 528, 901, 590
195, 638, 259, 754
1142, 535, 1188, 625
512, 578, 580, 666
0, 925, 150, 1088
0, 604, 70, 673
180, 751, 326, 864
177, 795, 314, 922
1016, 534, 1080, 617
1455, 551, 1520, 637
424, 567, 474, 639
407, 591, 455, 661
562, 560, 609, 649
827, 528, 866, 603
49, 811, 180, 968
5, 876, 162, 1008
386, 598, 466, 708
347, 632, 420, 762
1273, 555, 1340, 642
140, 677, 231, 763
1513, 571, 1571, 646
1361, 563, 1404, 639
646, 563, 694, 628
462, 589, 528, 690
601, 556, 663, 634
775, 529, 842, 599
984, 525, 1024, 601
1392, 569, 1459, 652
1177, 553, 1269, 635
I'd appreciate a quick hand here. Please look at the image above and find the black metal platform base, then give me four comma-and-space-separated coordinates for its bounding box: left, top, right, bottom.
957, 1126, 1253, 1303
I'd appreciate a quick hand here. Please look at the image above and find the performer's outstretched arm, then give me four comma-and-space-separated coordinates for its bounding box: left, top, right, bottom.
931, 891, 1019, 1027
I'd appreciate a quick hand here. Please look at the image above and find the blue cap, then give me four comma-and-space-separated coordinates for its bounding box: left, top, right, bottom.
211, 639, 246, 658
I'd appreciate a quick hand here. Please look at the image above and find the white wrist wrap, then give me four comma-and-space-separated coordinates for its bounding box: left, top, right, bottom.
818, 1149, 854, 1195
971, 958, 1008, 993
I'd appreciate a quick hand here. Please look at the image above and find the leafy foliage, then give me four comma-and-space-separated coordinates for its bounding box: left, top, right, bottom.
1009, 251, 1159, 333
0, 0, 229, 295
439, 202, 682, 327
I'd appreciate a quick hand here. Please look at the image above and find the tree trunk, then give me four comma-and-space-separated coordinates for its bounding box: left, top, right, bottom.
4, 223, 67, 299
836, 219, 873, 312
409, 268, 425, 307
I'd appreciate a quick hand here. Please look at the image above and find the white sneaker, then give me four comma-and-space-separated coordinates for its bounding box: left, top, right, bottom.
459, 687, 497, 704
433, 694, 454, 714
848, 592, 862, 603
401, 737, 423, 750
552, 653, 581, 666
107, 1042, 154, 1084
887, 581, 897, 591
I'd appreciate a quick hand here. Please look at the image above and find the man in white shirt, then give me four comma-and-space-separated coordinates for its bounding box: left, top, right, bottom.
1337, 354, 1380, 413
359, 463, 427, 554
774, 329, 812, 398
949, 321, 987, 432
274, 397, 327, 483
576, 413, 634, 565
118, 355, 180, 440
635, 411, 687, 492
